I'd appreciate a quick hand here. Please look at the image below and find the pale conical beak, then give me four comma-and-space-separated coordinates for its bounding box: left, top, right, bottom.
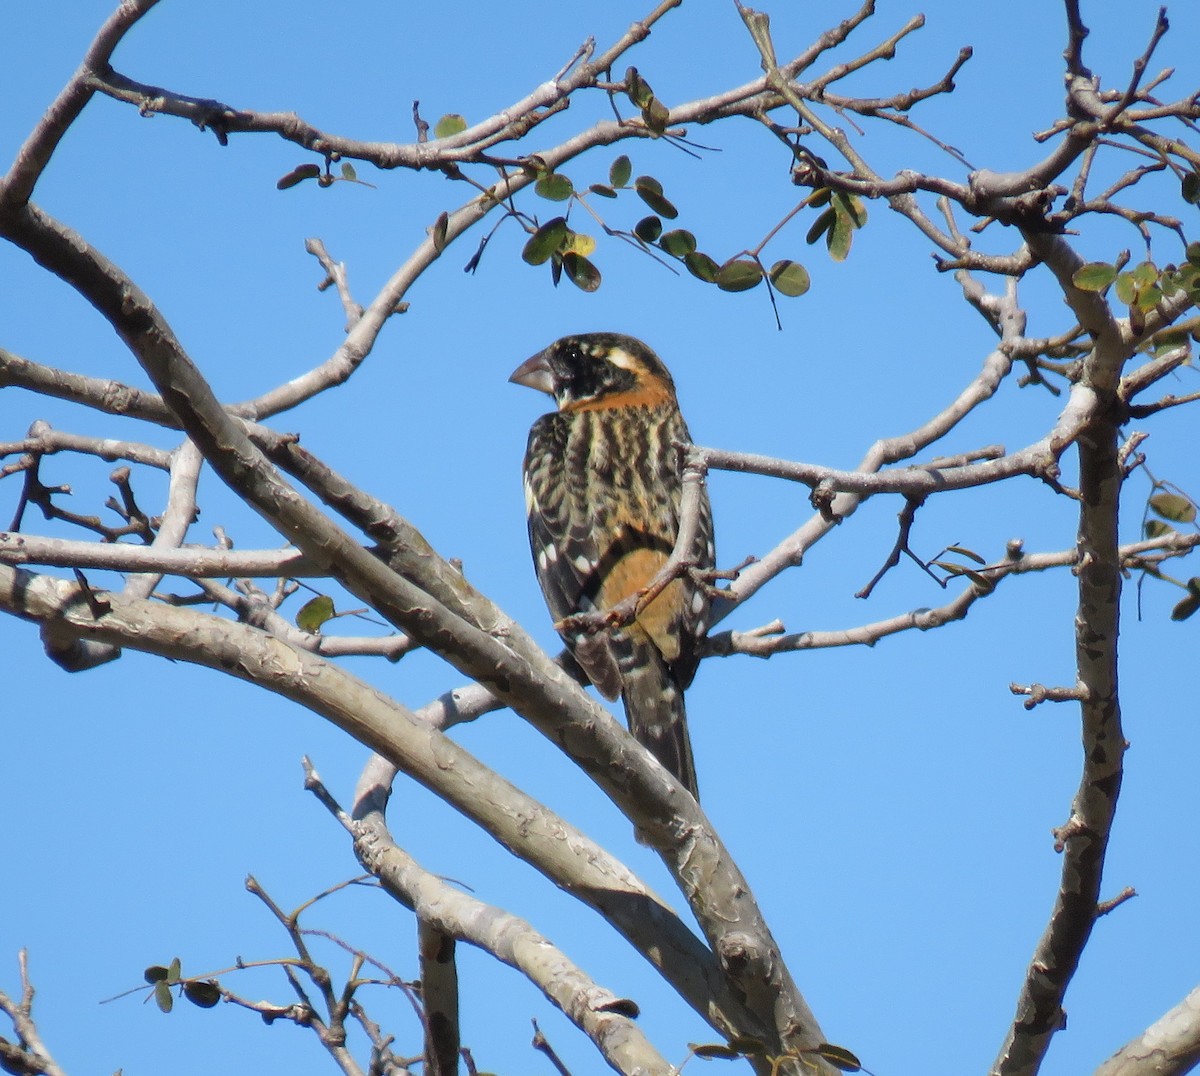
508, 350, 556, 396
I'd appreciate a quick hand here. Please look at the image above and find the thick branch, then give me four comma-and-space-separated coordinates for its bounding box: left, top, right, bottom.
1095, 986, 1200, 1076
0, 561, 766, 1053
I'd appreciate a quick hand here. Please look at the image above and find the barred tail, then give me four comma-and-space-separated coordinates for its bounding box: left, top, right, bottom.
619, 640, 699, 801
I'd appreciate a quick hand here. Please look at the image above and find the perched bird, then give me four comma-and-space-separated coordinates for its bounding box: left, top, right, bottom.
511, 332, 715, 800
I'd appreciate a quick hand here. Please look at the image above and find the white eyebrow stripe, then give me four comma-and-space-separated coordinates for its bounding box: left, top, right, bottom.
604, 347, 639, 372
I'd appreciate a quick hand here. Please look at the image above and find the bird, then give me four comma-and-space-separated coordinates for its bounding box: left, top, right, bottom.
510, 332, 715, 800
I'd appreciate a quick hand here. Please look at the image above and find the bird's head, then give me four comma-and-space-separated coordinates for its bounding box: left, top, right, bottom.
509, 332, 677, 412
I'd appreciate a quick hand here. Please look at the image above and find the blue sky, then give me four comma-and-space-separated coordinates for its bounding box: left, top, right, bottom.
2, 2, 1199, 1074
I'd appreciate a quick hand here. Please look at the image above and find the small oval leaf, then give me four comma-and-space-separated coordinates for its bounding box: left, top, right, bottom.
768, 259, 810, 297
609, 155, 632, 189
642, 96, 670, 134
522, 217, 569, 265
434, 113, 467, 139
1131, 261, 1159, 287
534, 173, 574, 201
806, 207, 836, 246
564, 231, 596, 257
833, 190, 867, 228
684, 251, 720, 283
431, 211, 449, 253
183, 980, 222, 1009
340, 162, 358, 182
634, 176, 678, 219
625, 67, 654, 108
144, 965, 169, 984
1171, 590, 1200, 621
827, 209, 854, 261
1149, 491, 1196, 523
1182, 171, 1200, 204
1072, 262, 1118, 292
1144, 519, 1175, 538
154, 980, 174, 1013
634, 215, 663, 243
588, 183, 617, 199
562, 251, 601, 292
816, 1042, 863, 1071
691, 1043, 742, 1059
659, 229, 697, 257
296, 594, 336, 634
716, 259, 763, 292
595, 996, 639, 1017
276, 163, 322, 190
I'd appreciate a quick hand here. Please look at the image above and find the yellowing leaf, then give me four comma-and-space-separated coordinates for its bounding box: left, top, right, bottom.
564, 232, 596, 257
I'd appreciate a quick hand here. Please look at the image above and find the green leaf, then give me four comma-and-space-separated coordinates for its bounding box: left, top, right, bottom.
1149, 491, 1197, 523
1135, 284, 1164, 312
296, 594, 336, 634
1144, 519, 1175, 538
609, 155, 632, 189
833, 190, 867, 228
634, 215, 663, 243
1115, 272, 1138, 306
534, 173, 574, 201
624, 67, 654, 108
431, 211, 449, 253
595, 996, 640, 1017
1182, 170, 1200, 204
1153, 330, 1188, 356
827, 208, 854, 261
1171, 588, 1200, 621
1187, 241, 1200, 267
806, 206, 836, 246
1176, 264, 1200, 291
167, 957, 182, 985
183, 980, 222, 1009
816, 1042, 863, 1072
1072, 262, 1118, 292
521, 217, 569, 265
434, 113, 467, 139
768, 259, 810, 297
588, 183, 617, 199
633, 175, 678, 219
691, 1043, 742, 1059
154, 980, 174, 1013
659, 229, 697, 257
642, 96, 670, 134
340, 162, 357, 182
946, 545, 986, 564
1131, 261, 1159, 288
561, 251, 601, 292
144, 965, 170, 984
724, 1036, 767, 1055
276, 163, 321, 190
716, 259, 763, 292
683, 251, 720, 283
